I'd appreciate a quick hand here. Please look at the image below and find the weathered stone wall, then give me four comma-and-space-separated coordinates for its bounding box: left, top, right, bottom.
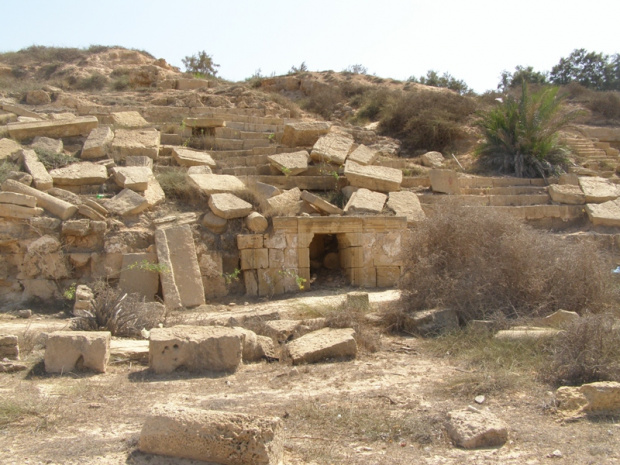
239, 216, 408, 297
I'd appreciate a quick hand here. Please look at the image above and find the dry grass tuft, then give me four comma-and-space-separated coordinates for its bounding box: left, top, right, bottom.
155, 167, 204, 203
547, 313, 620, 386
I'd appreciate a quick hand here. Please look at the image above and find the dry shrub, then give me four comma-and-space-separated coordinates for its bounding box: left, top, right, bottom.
547, 313, 620, 386
71, 285, 165, 337
155, 167, 204, 204
390, 204, 617, 329
586, 92, 620, 121
378, 88, 477, 153
299, 84, 344, 119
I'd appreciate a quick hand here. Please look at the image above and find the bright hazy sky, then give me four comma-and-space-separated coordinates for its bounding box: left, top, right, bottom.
2, 0, 618, 93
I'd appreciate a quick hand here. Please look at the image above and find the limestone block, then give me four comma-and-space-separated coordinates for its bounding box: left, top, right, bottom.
268, 249, 285, 268
311, 132, 354, 165
234, 327, 277, 362
83, 198, 108, 216
537, 309, 579, 328
548, 184, 585, 205
21, 149, 53, 190
430, 169, 461, 194
240, 248, 269, 270
209, 193, 253, 219
0, 203, 43, 219
260, 319, 326, 343
286, 327, 357, 364
50, 162, 108, 186
111, 128, 160, 160
245, 212, 268, 233
112, 166, 152, 191
0, 191, 36, 208
110, 111, 148, 128
346, 267, 377, 287
26, 90, 51, 105
585, 199, 620, 226
126, 155, 154, 168
494, 327, 561, 341
446, 407, 508, 449
345, 291, 369, 310
81, 126, 114, 159
376, 266, 401, 288
155, 225, 205, 309
344, 188, 387, 214
237, 234, 264, 249
21, 235, 70, 279
0, 138, 22, 159
148, 326, 243, 373
182, 117, 225, 128
61, 219, 91, 237
0, 335, 19, 360
44, 331, 111, 373
420, 151, 444, 168
244, 270, 259, 296
31, 136, 63, 154
347, 144, 377, 166
344, 160, 402, 192
247, 181, 280, 200
188, 173, 247, 195
171, 147, 217, 168
104, 188, 149, 216
263, 233, 287, 249
579, 176, 620, 203
557, 382, 620, 415
8, 116, 98, 140
143, 177, 166, 207
339, 246, 364, 269
202, 211, 227, 234
266, 187, 301, 215
387, 191, 426, 224
119, 253, 159, 301
78, 204, 105, 221
138, 404, 283, 465
301, 190, 343, 215
268, 150, 309, 176
281, 121, 330, 147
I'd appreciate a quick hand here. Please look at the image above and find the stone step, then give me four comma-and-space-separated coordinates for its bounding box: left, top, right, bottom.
211, 138, 272, 151
217, 155, 270, 167
459, 176, 547, 188
214, 127, 283, 141
253, 175, 342, 191
225, 121, 285, 133
418, 193, 551, 207
221, 167, 259, 176
460, 186, 547, 195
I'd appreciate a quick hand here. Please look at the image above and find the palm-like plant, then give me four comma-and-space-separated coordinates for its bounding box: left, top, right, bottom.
476, 83, 581, 178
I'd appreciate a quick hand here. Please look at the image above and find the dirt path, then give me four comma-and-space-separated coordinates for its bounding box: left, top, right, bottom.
1, 290, 619, 464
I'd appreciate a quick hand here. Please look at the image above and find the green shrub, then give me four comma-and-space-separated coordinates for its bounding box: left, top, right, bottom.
35, 149, 78, 170
547, 313, 620, 386
475, 83, 581, 178
299, 84, 344, 119
0, 159, 21, 184
388, 204, 617, 330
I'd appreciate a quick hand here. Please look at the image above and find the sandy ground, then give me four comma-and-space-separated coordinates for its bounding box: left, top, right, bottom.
1, 289, 620, 465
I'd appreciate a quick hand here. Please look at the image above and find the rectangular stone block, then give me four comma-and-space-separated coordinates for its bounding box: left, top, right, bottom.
271, 217, 298, 233
138, 404, 283, 465
0, 203, 43, 219
269, 248, 284, 268
376, 266, 401, 287
21, 149, 53, 190
81, 126, 114, 159
8, 116, 98, 140
430, 169, 461, 194
240, 248, 269, 270
244, 270, 258, 296
237, 234, 264, 249
263, 233, 287, 249
340, 246, 364, 268
346, 267, 377, 287
297, 216, 363, 234
297, 248, 310, 268
119, 253, 159, 301
44, 331, 110, 373
155, 225, 206, 309
258, 268, 284, 296
344, 160, 402, 192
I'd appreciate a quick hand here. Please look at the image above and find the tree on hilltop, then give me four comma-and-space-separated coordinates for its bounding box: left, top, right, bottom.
182, 51, 219, 77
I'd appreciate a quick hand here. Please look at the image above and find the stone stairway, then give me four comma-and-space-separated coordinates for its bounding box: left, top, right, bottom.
423, 174, 585, 227
562, 131, 620, 175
